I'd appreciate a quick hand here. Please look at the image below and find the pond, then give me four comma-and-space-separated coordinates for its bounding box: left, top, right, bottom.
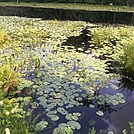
0, 16, 134, 134
29, 47, 134, 133
31, 76, 134, 134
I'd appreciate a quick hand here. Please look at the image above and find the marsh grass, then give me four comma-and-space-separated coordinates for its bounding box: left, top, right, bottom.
121, 39, 134, 74
91, 27, 114, 47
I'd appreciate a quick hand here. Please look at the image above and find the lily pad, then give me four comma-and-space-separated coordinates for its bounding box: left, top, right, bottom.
107, 130, 114, 134
112, 100, 119, 105
67, 121, 81, 130
89, 104, 95, 108
50, 115, 59, 121
57, 107, 68, 115
96, 110, 104, 116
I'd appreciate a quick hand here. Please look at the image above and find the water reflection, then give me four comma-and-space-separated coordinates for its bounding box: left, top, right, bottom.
74, 77, 134, 134
98, 78, 134, 134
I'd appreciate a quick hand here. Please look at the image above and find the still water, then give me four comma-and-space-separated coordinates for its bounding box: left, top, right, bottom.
32, 77, 134, 134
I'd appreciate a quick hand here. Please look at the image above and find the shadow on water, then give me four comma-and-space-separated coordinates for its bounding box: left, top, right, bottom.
61, 26, 92, 53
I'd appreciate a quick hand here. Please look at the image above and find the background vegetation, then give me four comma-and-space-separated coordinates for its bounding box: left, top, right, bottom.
0, 0, 134, 6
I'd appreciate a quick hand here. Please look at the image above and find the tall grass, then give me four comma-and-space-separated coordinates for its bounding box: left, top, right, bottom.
122, 39, 134, 73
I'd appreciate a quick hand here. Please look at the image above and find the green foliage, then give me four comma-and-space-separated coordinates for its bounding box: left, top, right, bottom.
122, 129, 127, 134
0, 97, 28, 134
130, 122, 134, 134
53, 125, 74, 134
89, 127, 96, 134
0, 57, 20, 94
121, 39, 134, 72
0, 96, 48, 134
88, 25, 134, 78
123, 122, 134, 134
0, 29, 8, 46
65, 126, 74, 134
91, 27, 114, 47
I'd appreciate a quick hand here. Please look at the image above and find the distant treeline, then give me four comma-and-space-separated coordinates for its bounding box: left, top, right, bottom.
0, 0, 134, 6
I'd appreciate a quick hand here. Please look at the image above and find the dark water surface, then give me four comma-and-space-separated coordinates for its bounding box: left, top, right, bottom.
25, 41, 134, 134
31, 76, 134, 134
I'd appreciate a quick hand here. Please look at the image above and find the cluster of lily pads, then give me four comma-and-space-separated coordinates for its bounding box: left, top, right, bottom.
0, 16, 133, 133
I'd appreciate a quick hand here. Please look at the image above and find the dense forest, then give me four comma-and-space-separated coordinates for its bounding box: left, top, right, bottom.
0, 0, 134, 6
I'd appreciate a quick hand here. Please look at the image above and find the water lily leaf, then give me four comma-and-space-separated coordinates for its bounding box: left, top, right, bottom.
58, 123, 68, 128
50, 115, 59, 121
119, 99, 125, 103
54, 92, 62, 99
38, 96, 47, 102
65, 114, 72, 120
73, 113, 81, 117
89, 104, 95, 108
57, 107, 68, 115
96, 111, 104, 116
35, 121, 48, 131
58, 102, 64, 107
112, 100, 119, 105
37, 91, 44, 95
46, 112, 52, 118
53, 126, 65, 134
97, 100, 105, 105
107, 130, 114, 134
116, 93, 124, 98
31, 102, 38, 109
67, 121, 81, 130
66, 104, 74, 108
71, 116, 78, 121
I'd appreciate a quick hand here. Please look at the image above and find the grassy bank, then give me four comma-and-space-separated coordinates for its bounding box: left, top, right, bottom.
0, 2, 134, 12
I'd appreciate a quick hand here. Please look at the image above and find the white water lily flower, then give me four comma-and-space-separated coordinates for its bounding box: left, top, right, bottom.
5, 128, 10, 134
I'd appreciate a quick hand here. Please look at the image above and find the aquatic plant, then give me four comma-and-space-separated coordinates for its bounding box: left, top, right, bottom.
0, 57, 20, 94
121, 39, 134, 73
90, 27, 114, 47
89, 127, 96, 134
0, 29, 8, 47
0, 16, 132, 133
